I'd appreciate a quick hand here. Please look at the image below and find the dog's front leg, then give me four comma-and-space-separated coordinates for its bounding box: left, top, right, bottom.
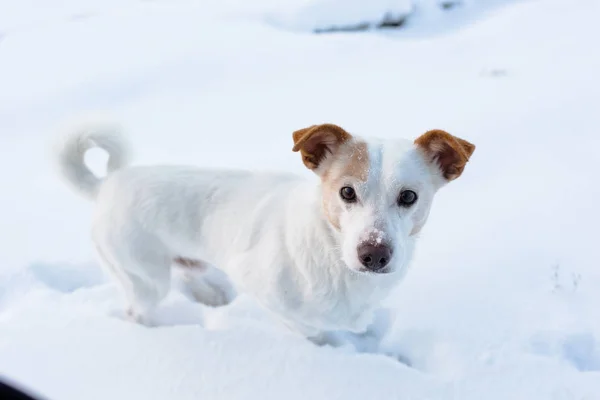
308, 308, 393, 354
346, 308, 393, 354
308, 331, 348, 348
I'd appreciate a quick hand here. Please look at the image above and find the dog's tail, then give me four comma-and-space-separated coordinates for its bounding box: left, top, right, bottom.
55, 120, 131, 201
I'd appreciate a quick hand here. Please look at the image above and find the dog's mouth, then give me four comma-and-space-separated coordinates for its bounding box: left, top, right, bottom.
356, 266, 394, 275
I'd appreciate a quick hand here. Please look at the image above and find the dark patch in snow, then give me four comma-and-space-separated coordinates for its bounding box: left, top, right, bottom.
440, 1, 463, 10
314, 23, 370, 34
550, 263, 582, 294
377, 14, 407, 29
314, 12, 407, 33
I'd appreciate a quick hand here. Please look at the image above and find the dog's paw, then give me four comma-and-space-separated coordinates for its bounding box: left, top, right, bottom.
189, 279, 230, 307
126, 307, 147, 324
185, 273, 235, 307
109, 307, 155, 327
181, 267, 236, 307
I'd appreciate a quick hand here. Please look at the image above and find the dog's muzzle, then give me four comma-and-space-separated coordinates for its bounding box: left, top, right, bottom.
357, 243, 392, 272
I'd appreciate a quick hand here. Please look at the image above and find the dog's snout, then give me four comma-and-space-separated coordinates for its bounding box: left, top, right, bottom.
357, 243, 392, 271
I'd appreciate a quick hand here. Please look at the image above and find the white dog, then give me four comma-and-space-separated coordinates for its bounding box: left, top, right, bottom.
56, 120, 474, 350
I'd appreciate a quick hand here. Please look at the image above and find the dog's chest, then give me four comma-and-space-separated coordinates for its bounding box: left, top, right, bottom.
268, 266, 392, 333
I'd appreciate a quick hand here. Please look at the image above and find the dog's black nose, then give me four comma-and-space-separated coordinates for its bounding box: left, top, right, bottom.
358, 244, 392, 271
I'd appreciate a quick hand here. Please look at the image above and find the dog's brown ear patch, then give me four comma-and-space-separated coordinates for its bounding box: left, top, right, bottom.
292, 123, 352, 170
415, 129, 475, 181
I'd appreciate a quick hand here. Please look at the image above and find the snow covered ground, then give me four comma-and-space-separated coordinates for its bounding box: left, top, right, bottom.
1, 0, 599, 399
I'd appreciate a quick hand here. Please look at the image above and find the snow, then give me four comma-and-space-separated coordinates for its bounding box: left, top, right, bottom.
1, 0, 600, 399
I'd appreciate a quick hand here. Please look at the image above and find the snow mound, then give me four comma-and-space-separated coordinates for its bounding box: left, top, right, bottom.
253, 0, 511, 34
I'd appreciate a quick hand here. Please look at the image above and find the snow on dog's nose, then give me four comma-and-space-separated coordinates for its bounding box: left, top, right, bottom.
355, 227, 395, 273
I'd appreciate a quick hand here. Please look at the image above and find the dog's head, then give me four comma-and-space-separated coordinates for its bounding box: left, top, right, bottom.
292, 124, 475, 275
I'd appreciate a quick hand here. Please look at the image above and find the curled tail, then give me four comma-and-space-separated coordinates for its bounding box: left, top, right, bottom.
56, 120, 131, 200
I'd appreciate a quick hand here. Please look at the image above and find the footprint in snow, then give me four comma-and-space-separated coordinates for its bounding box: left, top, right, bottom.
28, 261, 106, 293
530, 331, 600, 372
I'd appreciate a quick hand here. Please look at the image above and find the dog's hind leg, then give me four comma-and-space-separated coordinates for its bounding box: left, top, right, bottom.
174, 258, 235, 307
94, 230, 172, 325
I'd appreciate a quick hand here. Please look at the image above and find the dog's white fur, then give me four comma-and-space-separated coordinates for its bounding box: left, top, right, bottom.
55, 120, 474, 349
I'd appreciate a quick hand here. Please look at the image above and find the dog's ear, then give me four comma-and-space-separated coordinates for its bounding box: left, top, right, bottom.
415, 129, 475, 181
292, 123, 352, 170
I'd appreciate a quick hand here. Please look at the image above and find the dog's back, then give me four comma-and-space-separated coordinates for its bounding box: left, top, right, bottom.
54, 121, 312, 325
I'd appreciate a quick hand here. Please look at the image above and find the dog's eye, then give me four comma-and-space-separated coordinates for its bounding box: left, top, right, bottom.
397, 190, 418, 207
340, 186, 357, 202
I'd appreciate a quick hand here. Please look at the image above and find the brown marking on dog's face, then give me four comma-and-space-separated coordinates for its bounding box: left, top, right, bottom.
320, 140, 370, 230
414, 129, 475, 181
292, 123, 352, 170
291, 123, 370, 230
